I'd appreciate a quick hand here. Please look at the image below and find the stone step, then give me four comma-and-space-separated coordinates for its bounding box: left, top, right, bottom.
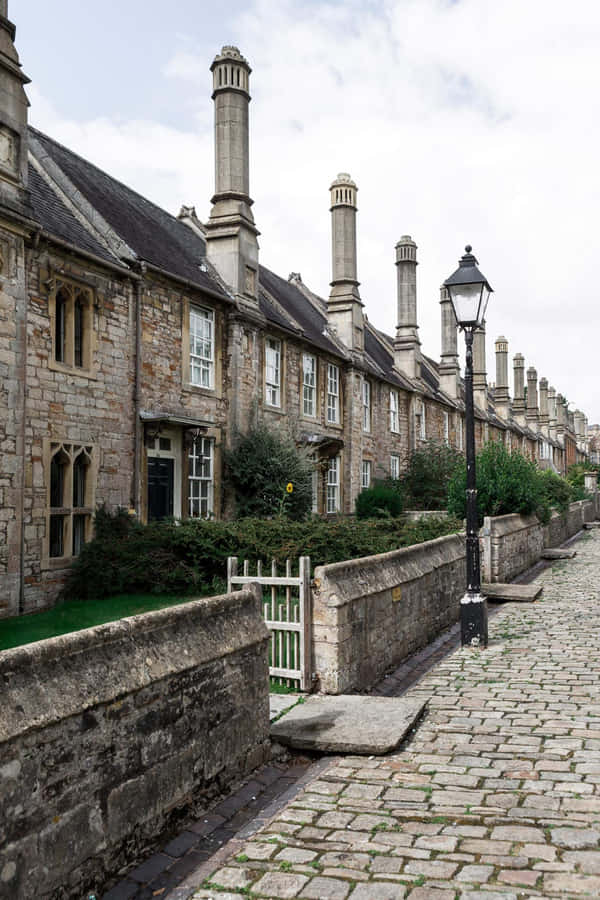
270, 694, 427, 755
482, 582, 542, 602
584, 522, 600, 529
541, 548, 577, 560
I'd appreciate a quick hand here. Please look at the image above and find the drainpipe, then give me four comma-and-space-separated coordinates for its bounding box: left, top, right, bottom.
132, 265, 145, 514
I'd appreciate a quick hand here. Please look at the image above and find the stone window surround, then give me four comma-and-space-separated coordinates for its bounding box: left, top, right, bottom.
327, 363, 341, 426
302, 352, 317, 419
326, 453, 342, 514
47, 270, 97, 379
362, 378, 371, 433
361, 458, 372, 489
264, 335, 284, 410
189, 305, 215, 389
416, 399, 426, 441
443, 410, 450, 444
390, 388, 400, 434
188, 435, 214, 519
43, 439, 97, 569
181, 297, 223, 399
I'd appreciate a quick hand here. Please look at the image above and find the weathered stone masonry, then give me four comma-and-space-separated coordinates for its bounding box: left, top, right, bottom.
0, 585, 270, 898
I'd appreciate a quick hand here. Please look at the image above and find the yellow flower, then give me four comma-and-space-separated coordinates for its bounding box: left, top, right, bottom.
286, 482, 294, 494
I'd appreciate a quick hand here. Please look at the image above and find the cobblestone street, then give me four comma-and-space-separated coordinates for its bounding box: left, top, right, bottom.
178, 530, 600, 899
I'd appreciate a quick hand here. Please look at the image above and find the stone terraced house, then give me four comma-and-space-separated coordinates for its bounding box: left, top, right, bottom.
0, 5, 590, 615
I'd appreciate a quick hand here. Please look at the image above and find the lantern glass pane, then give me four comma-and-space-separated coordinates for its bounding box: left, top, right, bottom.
449, 282, 483, 326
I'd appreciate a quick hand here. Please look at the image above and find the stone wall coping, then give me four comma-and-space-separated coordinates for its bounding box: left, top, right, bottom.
314, 532, 465, 607
0, 585, 267, 744
483, 512, 539, 538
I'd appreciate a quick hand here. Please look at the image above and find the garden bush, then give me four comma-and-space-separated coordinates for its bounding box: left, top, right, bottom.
64, 508, 462, 600
355, 483, 404, 518
224, 422, 313, 520
447, 442, 583, 525
566, 463, 596, 501
402, 440, 463, 510
448, 442, 547, 524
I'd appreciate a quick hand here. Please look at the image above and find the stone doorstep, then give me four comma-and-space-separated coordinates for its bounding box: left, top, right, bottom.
584, 521, 600, 529
481, 582, 542, 602
541, 548, 577, 560
269, 694, 427, 754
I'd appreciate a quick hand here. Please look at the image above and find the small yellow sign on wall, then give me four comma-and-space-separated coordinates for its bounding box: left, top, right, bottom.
392, 586, 402, 603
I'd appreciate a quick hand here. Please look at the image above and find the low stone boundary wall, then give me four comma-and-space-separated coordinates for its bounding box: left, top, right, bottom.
0, 586, 270, 899
481, 498, 597, 583
312, 533, 465, 694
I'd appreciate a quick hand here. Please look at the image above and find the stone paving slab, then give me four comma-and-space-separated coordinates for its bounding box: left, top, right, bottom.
540, 548, 577, 560
270, 695, 427, 754
482, 582, 542, 602
270, 694, 301, 722
181, 530, 600, 899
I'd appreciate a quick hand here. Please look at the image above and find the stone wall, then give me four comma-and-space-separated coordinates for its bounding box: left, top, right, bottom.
0, 585, 270, 899
312, 533, 465, 694
481, 498, 597, 583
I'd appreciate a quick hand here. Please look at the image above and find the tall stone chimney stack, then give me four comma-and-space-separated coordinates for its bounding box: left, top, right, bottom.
494, 335, 510, 420
473, 323, 487, 411
513, 354, 526, 426
0, 0, 31, 216
548, 385, 557, 441
539, 377, 549, 437
439, 285, 458, 399
394, 236, 420, 379
327, 173, 364, 352
526, 367, 539, 433
205, 46, 260, 311
556, 393, 566, 444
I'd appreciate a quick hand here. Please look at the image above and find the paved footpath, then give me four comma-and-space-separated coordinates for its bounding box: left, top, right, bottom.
176, 529, 600, 899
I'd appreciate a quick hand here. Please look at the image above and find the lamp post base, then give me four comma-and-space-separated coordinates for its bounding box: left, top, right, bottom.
460, 592, 488, 648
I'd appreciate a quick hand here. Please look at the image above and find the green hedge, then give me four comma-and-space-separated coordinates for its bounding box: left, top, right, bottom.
447, 442, 584, 525
64, 507, 462, 600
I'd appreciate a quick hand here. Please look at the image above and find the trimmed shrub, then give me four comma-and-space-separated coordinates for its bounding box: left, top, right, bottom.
224, 423, 313, 520
402, 440, 463, 510
64, 508, 462, 601
355, 483, 404, 519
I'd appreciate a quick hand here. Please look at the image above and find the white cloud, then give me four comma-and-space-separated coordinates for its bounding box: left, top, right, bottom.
27, 0, 600, 421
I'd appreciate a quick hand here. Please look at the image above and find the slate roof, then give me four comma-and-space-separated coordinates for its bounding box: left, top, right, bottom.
28, 164, 117, 264
29, 127, 230, 299
259, 265, 344, 357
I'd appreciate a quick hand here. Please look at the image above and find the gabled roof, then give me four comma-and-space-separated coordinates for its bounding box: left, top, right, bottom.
29, 127, 230, 299
258, 265, 343, 357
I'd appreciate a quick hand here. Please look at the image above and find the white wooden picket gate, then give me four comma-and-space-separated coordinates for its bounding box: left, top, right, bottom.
227, 556, 311, 691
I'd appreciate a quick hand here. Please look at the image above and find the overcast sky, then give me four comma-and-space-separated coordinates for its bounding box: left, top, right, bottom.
16, 0, 600, 423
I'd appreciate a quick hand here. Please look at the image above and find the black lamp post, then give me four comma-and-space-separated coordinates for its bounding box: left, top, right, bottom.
444, 245, 493, 648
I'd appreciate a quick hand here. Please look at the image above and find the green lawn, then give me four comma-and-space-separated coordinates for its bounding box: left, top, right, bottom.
0, 593, 193, 651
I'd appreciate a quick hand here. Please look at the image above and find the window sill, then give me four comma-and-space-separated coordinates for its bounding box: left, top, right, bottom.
48, 359, 97, 381
45, 556, 76, 570
183, 382, 220, 398
265, 404, 285, 415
